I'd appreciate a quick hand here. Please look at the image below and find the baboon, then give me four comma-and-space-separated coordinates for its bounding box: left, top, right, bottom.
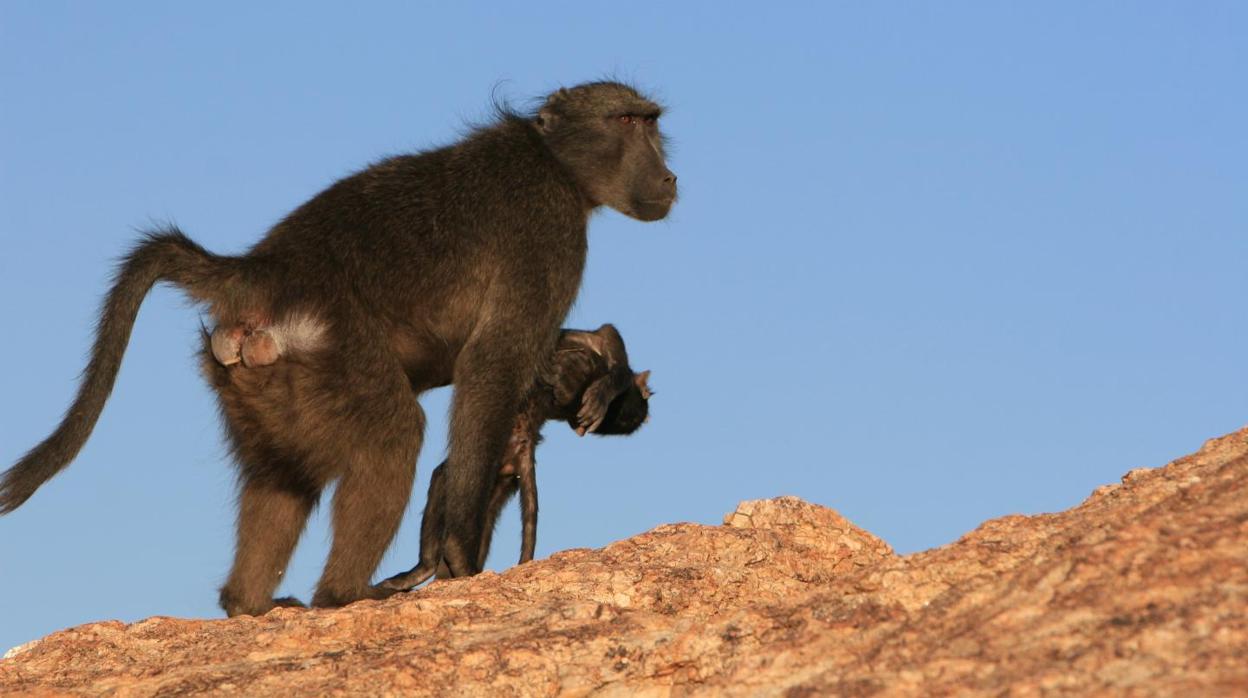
0, 81, 677, 617
380, 324, 652, 591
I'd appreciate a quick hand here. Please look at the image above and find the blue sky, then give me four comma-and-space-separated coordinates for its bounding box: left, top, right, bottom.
2, 2, 1245, 651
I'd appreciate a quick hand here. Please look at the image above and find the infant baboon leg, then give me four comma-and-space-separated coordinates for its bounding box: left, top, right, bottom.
240, 329, 281, 367
378, 461, 449, 591
476, 475, 518, 570
517, 449, 538, 564
210, 324, 247, 366
219, 474, 318, 617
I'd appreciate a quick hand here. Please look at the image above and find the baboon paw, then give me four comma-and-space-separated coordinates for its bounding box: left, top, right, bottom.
310, 589, 347, 608
311, 584, 399, 609
219, 589, 296, 618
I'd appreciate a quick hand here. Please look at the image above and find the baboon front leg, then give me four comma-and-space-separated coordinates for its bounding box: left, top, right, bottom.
219, 476, 318, 617
440, 346, 537, 578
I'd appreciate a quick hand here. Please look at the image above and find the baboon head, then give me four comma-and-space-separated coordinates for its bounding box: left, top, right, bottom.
537, 82, 678, 221
588, 370, 652, 436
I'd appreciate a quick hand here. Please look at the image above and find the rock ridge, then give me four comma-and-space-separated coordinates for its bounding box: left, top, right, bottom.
2, 428, 1246, 696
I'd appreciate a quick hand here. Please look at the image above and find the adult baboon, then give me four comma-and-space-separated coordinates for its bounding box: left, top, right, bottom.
381, 324, 652, 591
0, 81, 677, 616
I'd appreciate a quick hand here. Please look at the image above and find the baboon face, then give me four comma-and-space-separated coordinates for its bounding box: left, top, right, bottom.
538, 82, 678, 222
583, 370, 651, 436
590, 384, 649, 436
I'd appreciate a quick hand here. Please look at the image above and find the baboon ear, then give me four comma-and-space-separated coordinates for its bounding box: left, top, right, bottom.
635, 370, 652, 399
537, 87, 570, 134
536, 107, 560, 134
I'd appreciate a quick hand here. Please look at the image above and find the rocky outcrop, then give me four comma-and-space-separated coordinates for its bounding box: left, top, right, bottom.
3, 428, 1246, 696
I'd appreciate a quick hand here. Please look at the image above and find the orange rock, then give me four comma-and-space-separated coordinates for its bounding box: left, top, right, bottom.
3, 428, 1246, 696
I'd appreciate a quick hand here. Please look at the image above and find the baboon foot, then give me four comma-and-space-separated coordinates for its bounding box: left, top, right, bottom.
219, 589, 306, 618
310, 584, 402, 609
378, 564, 437, 591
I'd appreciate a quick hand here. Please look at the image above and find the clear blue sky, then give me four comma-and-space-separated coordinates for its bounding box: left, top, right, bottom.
2, 2, 1245, 651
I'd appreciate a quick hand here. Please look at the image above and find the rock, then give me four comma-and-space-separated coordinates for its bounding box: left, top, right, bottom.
3, 428, 1247, 696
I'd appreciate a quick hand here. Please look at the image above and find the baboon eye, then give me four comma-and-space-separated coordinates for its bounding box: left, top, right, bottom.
617, 115, 635, 125
643, 115, 658, 125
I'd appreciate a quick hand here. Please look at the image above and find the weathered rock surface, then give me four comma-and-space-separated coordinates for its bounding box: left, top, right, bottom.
3, 428, 1246, 696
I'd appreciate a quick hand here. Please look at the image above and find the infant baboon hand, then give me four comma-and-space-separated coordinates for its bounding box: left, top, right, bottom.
576, 380, 612, 436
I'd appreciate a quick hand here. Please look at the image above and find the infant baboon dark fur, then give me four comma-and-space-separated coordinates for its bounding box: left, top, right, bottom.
381, 324, 652, 590
0, 81, 676, 617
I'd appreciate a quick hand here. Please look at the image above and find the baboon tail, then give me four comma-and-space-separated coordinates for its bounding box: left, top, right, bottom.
0, 226, 233, 514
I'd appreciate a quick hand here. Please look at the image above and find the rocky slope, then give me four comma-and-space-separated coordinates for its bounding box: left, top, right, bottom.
3, 428, 1246, 696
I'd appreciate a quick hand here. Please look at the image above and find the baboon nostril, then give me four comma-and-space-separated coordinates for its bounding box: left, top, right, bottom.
663, 173, 677, 185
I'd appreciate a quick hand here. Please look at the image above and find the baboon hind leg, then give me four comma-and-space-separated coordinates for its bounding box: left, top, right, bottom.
440, 331, 545, 577
311, 340, 426, 608
219, 470, 319, 618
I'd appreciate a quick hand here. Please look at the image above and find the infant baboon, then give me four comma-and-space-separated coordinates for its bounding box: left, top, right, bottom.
1, 81, 677, 616
381, 323, 652, 590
